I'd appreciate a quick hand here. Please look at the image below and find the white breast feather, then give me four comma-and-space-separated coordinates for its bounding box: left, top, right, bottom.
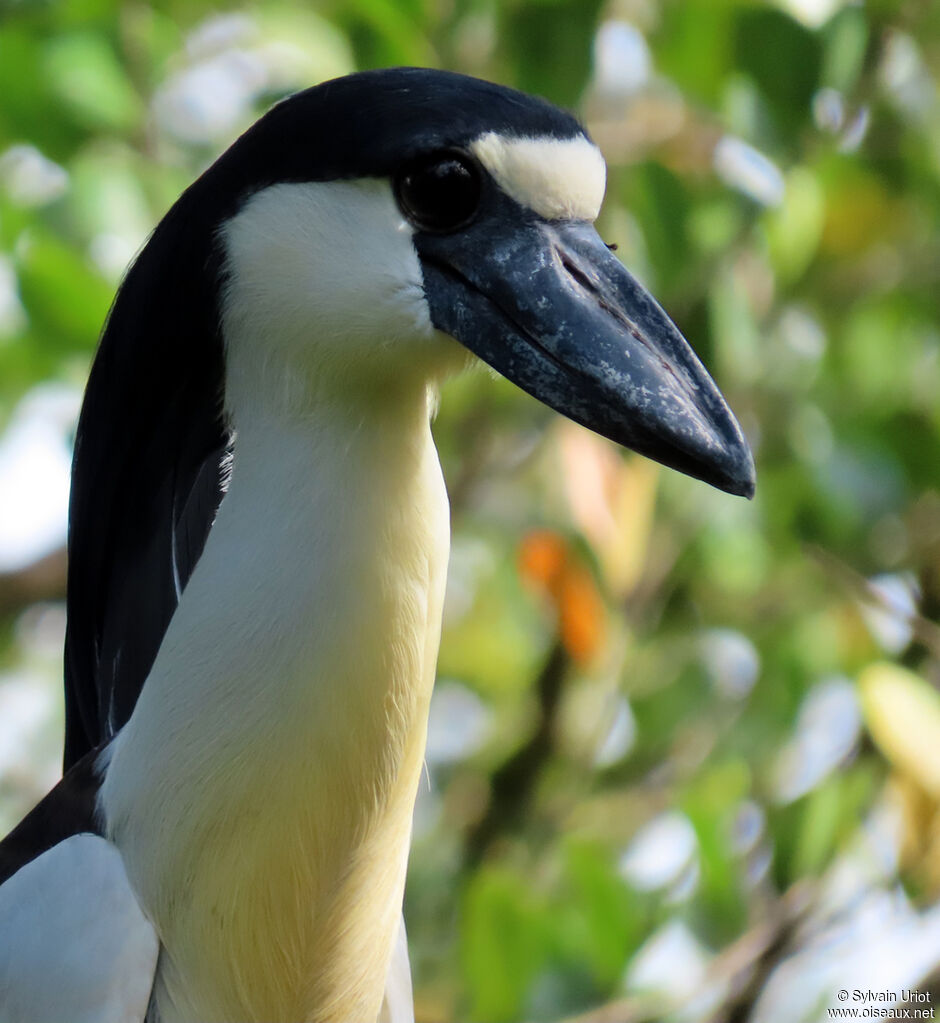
100, 178, 456, 1023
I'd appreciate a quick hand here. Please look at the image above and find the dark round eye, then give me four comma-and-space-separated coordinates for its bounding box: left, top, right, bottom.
394, 151, 482, 233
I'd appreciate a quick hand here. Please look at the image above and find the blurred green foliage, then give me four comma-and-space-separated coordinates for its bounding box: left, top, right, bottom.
1, 0, 940, 1020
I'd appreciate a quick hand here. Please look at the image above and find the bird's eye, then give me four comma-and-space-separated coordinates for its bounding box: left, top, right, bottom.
395, 152, 482, 233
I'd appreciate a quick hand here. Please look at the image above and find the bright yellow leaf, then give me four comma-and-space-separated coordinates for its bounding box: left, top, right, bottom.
859, 662, 940, 799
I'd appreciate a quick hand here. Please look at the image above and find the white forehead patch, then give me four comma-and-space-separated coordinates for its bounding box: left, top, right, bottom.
470, 132, 606, 222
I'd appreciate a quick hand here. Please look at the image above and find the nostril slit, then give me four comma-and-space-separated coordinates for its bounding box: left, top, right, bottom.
557, 248, 667, 361
559, 252, 601, 297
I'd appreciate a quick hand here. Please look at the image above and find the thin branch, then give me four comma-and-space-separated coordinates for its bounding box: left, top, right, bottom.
464, 638, 569, 869
805, 544, 940, 661
0, 546, 67, 619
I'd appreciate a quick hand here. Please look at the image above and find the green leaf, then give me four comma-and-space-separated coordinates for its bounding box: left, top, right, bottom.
658, 1, 737, 107
626, 162, 691, 296
15, 230, 111, 351
733, 7, 822, 144
763, 166, 825, 284
43, 32, 142, 134
499, 0, 604, 106
821, 6, 869, 94
0, 29, 84, 157
681, 762, 750, 942
556, 841, 644, 990
460, 866, 553, 1022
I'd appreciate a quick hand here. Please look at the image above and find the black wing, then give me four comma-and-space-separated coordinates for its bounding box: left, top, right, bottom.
0, 745, 105, 885
62, 187, 230, 770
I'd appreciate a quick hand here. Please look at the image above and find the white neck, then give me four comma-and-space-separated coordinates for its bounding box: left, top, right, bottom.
102, 380, 450, 1023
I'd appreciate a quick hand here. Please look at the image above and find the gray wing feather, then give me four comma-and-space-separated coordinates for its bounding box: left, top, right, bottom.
378, 914, 415, 1023
0, 834, 158, 1023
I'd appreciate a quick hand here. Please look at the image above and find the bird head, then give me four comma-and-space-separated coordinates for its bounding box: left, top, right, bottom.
213, 68, 754, 496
